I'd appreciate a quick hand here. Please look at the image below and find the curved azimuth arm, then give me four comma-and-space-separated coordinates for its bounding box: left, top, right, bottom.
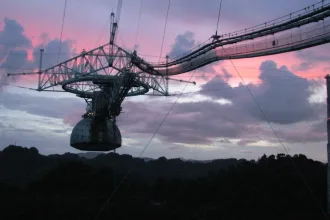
132, 1, 330, 76
158, 2, 330, 68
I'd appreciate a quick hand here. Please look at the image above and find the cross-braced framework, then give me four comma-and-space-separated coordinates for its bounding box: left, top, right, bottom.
8, 43, 170, 116
9, 43, 167, 95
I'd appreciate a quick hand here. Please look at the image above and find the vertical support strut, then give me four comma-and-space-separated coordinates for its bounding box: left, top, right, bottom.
38, 49, 44, 91
326, 74, 330, 214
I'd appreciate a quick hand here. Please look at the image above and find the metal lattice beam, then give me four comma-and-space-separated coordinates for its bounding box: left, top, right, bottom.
7, 43, 168, 96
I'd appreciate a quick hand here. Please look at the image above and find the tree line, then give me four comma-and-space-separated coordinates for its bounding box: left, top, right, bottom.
0, 145, 328, 219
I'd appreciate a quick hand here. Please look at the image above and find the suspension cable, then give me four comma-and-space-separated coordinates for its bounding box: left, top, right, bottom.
220, 46, 329, 220
134, 0, 144, 48
215, 0, 223, 35
158, 0, 171, 63
57, 0, 68, 64
92, 69, 197, 220
4, 83, 37, 90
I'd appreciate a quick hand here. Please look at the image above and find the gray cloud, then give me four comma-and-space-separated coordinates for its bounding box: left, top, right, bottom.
118, 98, 265, 145
0, 92, 85, 125
296, 50, 330, 62
32, 36, 76, 68
158, 101, 259, 144
312, 120, 326, 133
0, 17, 31, 50
0, 44, 7, 63
0, 49, 29, 88
0, 124, 76, 155
201, 60, 323, 125
200, 74, 241, 101
1, 49, 28, 69
168, 31, 196, 58
0, 18, 32, 89
250, 61, 323, 124
0, 90, 257, 146
0, 18, 76, 93
293, 47, 330, 71
119, 60, 325, 145
166, 31, 222, 81
278, 127, 326, 144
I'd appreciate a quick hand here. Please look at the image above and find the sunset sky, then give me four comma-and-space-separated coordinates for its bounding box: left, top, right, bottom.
0, 0, 329, 162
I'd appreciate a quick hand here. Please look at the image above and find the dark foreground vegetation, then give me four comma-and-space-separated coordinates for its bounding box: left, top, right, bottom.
0, 145, 328, 220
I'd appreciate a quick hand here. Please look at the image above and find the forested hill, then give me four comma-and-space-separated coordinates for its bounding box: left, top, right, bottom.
0, 145, 241, 185
0, 145, 328, 220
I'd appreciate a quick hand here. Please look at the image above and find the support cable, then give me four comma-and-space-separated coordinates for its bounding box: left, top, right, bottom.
134, 0, 144, 49
92, 69, 196, 220
57, 0, 68, 64
95, 21, 111, 47
94, 2, 116, 47
4, 83, 66, 92
215, 0, 223, 35
221, 46, 329, 220
158, 0, 171, 63
171, 74, 324, 96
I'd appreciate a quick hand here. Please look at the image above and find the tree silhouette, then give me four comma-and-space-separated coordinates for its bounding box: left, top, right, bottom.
0, 145, 328, 220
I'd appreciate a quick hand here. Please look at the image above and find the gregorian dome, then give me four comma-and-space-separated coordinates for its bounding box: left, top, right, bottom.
70, 117, 122, 151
